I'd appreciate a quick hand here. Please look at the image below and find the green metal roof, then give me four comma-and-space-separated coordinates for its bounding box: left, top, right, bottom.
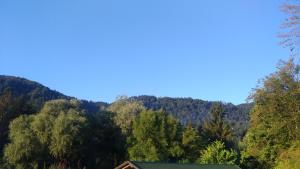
132, 162, 241, 169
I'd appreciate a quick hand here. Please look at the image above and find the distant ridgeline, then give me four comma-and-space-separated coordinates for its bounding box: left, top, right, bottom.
0, 75, 71, 108
0, 75, 108, 112
130, 96, 252, 137
0, 75, 252, 138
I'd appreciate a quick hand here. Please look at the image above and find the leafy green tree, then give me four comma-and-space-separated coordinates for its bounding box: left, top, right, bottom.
4, 115, 42, 169
0, 91, 35, 154
3, 99, 125, 169
4, 100, 88, 169
243, 59, 300, 168
197, 141, 238, 165
274, 141, 300, 169
50, 110, 88, 166
128, 110, 184, 162
181, 124, 204, 163
202, 103, 235, 147
108, 96, 145, 136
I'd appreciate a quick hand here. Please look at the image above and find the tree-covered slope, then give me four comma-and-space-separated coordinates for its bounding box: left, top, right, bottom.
130, 95, 252, 136
0, 75, 108, 110
0, 75, 251, 139
0, 75, 108, 153
0, 75, 71, 109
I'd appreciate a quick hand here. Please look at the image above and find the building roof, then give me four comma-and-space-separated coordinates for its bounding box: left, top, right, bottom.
115, 161, 241, 169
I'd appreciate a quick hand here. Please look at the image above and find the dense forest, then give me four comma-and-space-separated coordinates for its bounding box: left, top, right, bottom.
1, 58, 300, 169
0, 75, 250, 169
0, 0, 299, 168
0, 75, 252, 150
130, 96, 252, 137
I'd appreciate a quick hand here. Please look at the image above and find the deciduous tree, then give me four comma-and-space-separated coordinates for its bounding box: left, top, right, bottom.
197, 141, 238, 165
243, 59, 300, 168
128, 110, 184, 162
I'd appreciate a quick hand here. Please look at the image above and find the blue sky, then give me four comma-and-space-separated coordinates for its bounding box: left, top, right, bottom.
0, 0, 290, 104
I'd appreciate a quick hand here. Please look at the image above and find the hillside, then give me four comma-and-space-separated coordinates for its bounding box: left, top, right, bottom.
0, 75, 252, 168
0, 75, 71, 108
0, 75, 251, 140
0, 75, 108, 153
131, 95, 252, 136
0, 75, 108, 110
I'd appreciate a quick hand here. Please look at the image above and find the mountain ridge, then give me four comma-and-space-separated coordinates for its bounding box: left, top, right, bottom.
0, 75, 251, 136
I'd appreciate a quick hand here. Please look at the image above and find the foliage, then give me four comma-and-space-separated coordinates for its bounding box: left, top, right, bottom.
0, 75, 72, 155
243, 59, 300, 168
239, 149, 265, 169
274, 141, 300, 169
128, 110, 184, 162
0, 76, 108, 157
197, 141, 238, 165
4, 115, 41, 169
0, 91, 35, 154
3, 100, 88, 169
0, 75, 251, 169
50, 110, 88, 161
85, 110, 126, 169
202, 104, 235, 147
181, 124, 204, 163
108, 96, 145, 135
3, 99, 124, 169
0, 76, 70, 109
131, 96, 251, 137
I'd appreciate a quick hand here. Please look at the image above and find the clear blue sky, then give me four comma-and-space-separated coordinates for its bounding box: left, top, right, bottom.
0, 0, 291, 104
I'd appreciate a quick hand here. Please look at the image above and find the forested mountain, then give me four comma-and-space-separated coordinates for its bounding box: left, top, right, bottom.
1, 58, 299, 169
0, 75, 252, 139
0, 75, 108, 155
0, 75, 71, 108
0, 76, 251, 124
0, 75, 108, 111
130, 96, 252, 136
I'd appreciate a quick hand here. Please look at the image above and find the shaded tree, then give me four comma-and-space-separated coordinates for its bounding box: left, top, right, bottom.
181, 124, 204, 163
128, 110, 184, 162
0, 90, 35, 155
202, 103, 235, 147
85, 111, 126, 169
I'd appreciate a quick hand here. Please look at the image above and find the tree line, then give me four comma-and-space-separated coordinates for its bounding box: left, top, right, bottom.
0, 96, 241, 169
1, 60, 300, 169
